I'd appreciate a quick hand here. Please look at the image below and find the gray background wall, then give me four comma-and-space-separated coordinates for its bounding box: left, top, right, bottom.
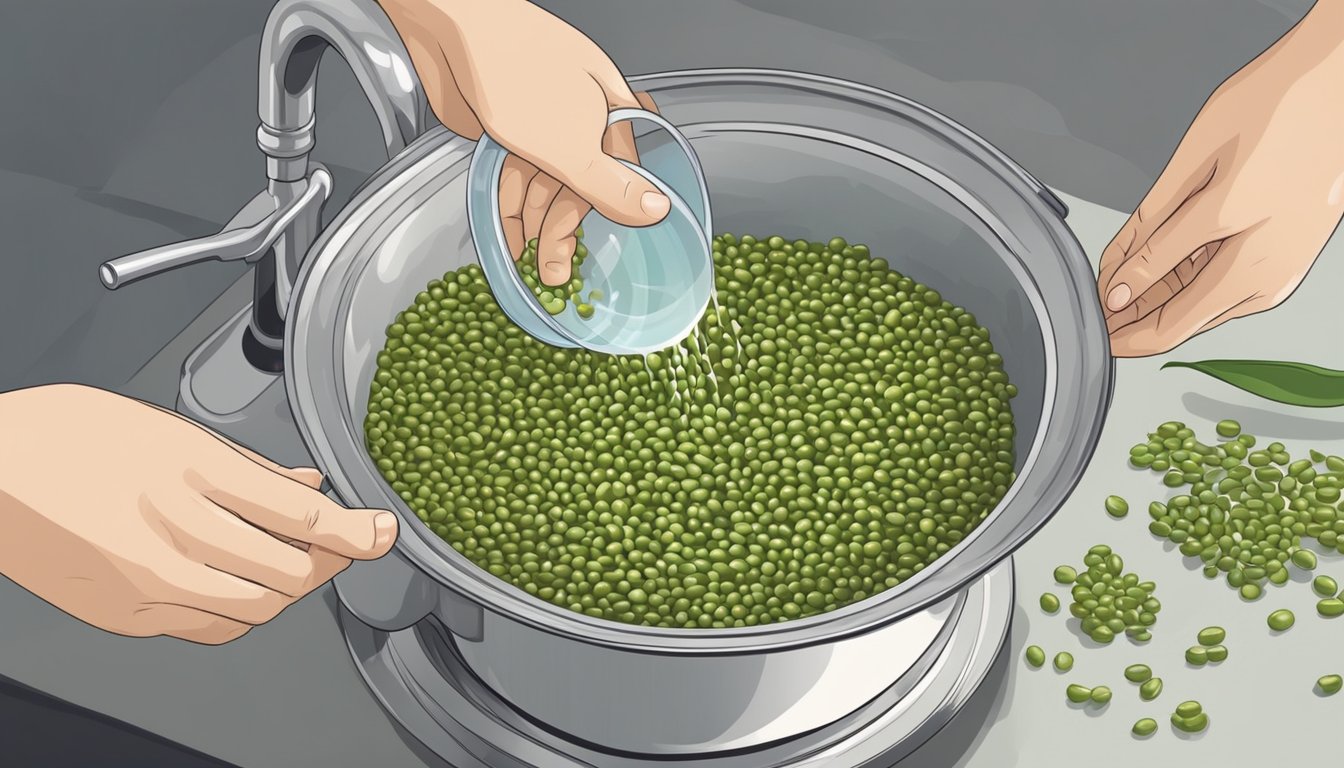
0, 0, 1311, 387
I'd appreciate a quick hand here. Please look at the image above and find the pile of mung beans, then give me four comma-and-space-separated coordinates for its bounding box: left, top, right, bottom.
365, 233, 1018, 628
1129, 419, 1344, 613
1027, 418, 1344, 741
517, 230, 598, 317
1050, 544, 1160, 644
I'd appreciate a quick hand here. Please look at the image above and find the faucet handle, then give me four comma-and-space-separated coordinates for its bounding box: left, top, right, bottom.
100, 168, 333, 290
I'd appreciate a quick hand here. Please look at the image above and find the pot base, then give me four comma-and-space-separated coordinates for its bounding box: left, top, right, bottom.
340, 559, 1013, 767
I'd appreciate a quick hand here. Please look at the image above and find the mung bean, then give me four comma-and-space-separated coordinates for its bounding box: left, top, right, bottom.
1105, 495, 1129, 518
1171, 712, 1209, 733
1268, 609, 1296, 631
1318, 598, 1344, 618
1123, 664, 1152, 683
1139, 677, 1163, 701
1196, 626, 1225, 646
1314, 575, 1338, 597
1040, 593, 1060, 613
1318, 674, 1343, 695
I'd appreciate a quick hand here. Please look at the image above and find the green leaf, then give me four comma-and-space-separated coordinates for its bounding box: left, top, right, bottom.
1162, 359, 1344, 408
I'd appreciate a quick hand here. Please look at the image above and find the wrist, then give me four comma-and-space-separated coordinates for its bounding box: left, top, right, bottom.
1283, 1, 1344, 71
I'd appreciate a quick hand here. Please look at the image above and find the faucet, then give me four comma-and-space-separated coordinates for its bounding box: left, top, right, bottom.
100, 0, 430, 372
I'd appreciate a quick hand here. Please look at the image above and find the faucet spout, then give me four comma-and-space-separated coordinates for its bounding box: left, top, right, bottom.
258, 0, 430, 183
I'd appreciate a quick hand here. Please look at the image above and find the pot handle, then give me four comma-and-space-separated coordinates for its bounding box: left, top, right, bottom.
334, 549, 486, 639
333, 548, 438, 633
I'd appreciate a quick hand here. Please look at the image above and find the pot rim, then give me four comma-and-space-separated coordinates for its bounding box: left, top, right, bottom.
287, 67, 1113, 654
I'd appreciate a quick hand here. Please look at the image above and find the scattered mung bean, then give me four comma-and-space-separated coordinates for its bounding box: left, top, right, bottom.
1318, 599, 1344, 618
1105, 495, 1129, 518
1196, 626, 1225, 646
1025, 645, 1046, 668
1139, 677, 1163, 701
1314, 576, 1338, 597
1171, 712, 1209, 733
1318, 674, 1343, 695
1268, 609, 1296, 631
1124, 664, 1152, 683
1040, 593, 1060, 613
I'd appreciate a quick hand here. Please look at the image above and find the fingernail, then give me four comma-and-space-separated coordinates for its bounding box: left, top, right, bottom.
640, 190, 670, 219
373, 512, 398, 549
1106, 283, 1132, 311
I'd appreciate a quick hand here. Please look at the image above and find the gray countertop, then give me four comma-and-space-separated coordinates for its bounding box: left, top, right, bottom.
3, 1, 1339, 766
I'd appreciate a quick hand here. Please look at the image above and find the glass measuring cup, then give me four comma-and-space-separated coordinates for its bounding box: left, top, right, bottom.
466, 109, 713, 356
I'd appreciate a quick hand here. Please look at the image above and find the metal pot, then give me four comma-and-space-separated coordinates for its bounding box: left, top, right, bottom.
287, 69, 1112, 756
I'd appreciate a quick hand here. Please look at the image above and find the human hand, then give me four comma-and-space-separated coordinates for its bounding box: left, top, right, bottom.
1097, 1, 1344, 357
379, 0, 670, 286
0, 384, 397, 645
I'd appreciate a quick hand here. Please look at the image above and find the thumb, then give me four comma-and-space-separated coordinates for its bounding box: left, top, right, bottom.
551, 152, 671, 228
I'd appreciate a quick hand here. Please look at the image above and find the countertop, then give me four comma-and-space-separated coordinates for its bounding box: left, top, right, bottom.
6, 189, 1344, 768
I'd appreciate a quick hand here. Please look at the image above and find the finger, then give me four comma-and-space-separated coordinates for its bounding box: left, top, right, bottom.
160, 494, 336, 598
634, 91, 660, 115
550, 152, 670, 229
1105, 242, 1219, 334
1104, 190, 1231, 311
1109, 233, 1263, 357
172, 621, 252, 645
151, 561, 294, 626
531, 100, 657, 282
523, 172, 565, 244
1097, 150, 1218, 309
127, 604, 251, 645
500, 155, 540, 261
195, 455, 397, 560
537, 188, 589, 286
306, 546, 355, 589
604, 118, 639, 166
